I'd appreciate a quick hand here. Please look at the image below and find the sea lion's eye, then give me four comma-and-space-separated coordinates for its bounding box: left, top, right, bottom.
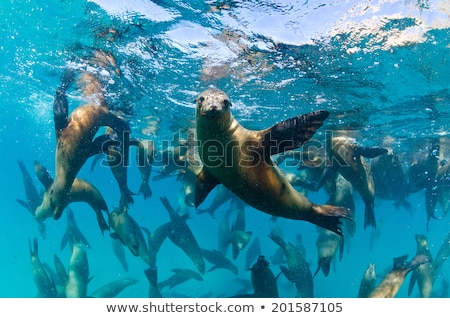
224, 99, 232, 108
197, 97, 205, 105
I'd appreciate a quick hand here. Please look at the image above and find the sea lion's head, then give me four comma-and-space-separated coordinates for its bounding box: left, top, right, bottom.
196, 89, 232, 121
35, 182, 69, 221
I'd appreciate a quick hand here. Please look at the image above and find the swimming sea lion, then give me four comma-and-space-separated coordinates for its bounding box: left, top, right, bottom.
194, 89, 349, 235
201, 248, 239, 275
90, 278, 138, 297
313, 226, 343, 277
368, 254, 430, 298
158, 268, 203, 290
60, 208, 90, 251
34, 160, 110, 234
160, 196, 205, 274
109, 207, 150, 265
357, 263, 376, 298
268, 232, 313, 297
65, 243, 90, 298
371, 152, 411, 212
35, 75, 130, 222
433, 231, 450, 273
408, 234, 434, 298
17, 160, 46, 238
111, 237, 129, 272
248, 256, 280, 298
29, 238, 57, 297
135, 138, 155, 200
318, 136, 387, 229
141, 221, 172, 268
144, 267, 162, 298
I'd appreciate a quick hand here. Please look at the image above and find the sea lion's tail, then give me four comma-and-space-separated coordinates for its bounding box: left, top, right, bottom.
364, 205, 377, 229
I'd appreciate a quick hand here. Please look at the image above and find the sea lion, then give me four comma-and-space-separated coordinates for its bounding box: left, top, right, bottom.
228, 203, 252, 260
425, 161, 450, 229
201, 248, 239, 275
158, 268, 203, 290
408, 234, 434, 298
34, 160, 110, 234
357, 263, 376, 298
111, 237, 129, 272
135, 138, 155, 200
268, 232, 313, 298
35, 74, 130, 222
144, 267, 162, 298
160, 196, 205, 274
104, 127, 135, 210
90, 278, 138, 298
17, 160, 45, 238
29, 238, 57, 297
245, 237, 261, 269
60, 208, 90, 251
368, 254, 430, 298
65, 243, 90, 298
433, 231, 450, 273
109, 207, 150, 265
371, 152, 411, 212
194, 88, 349, 235
313, 226, 343, 277
318, 136, 387, 229
235, 255, 280, 298
141, 221, 172, 268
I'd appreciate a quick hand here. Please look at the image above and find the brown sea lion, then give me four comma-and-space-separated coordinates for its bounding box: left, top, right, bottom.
109, 207, 150, 265
313, 226, 343, 277
158, 268, 203, 290
160, 196, 205, 274
268, 232, 313, 298
65, 243, 90, 298
194, 89, 349, 235
17, 160, 46, 239
434, 231, 450, 273
319, 136, 387, 229
408, 234, 434, 298
357, 263, 376, 298
144, 267, 162, 298
35, 75, 130, 223
34, 160, 110, 234
29, 238, 57, 297
89, 278, 138, 298
368, 254, 430, 298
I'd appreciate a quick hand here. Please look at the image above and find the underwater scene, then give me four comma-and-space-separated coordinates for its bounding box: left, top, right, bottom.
0, 0, 449, 298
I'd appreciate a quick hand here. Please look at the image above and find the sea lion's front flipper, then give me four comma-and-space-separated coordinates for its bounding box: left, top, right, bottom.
260, 110, 329, 157
355, 146, 388, 159
310, 204, 350, 236
53, 88, 69, 139
194, 168, 221, 208
33, 160, 54, 190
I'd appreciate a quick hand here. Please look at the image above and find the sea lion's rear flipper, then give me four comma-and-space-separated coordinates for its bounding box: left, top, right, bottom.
364, 205, 377, 229
406, 253, 431, 273
355, 146, 388, 159
194, 167, 221, 208
53, 88, 69, 139
260, 110, 329, 157
33, 160, 54, 190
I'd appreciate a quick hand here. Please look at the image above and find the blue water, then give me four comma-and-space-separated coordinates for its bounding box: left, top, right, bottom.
0, 0, 449, 298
